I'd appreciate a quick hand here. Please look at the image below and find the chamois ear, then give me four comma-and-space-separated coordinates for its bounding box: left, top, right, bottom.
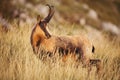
37, 15, 41, 23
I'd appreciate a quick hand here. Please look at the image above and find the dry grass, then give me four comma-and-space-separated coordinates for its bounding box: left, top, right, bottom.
0, 22, 120, 80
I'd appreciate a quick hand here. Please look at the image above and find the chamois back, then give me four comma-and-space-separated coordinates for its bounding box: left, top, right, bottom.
37, 35, 93, 62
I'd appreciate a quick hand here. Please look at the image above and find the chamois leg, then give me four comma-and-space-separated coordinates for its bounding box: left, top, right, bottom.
32, 46, 39, 55
80, 56, 91, 78
90, 59, 102, 78
87, 60, 92, 79
95, 59, 102, 78
86, 59, 102, 79
32, 38, 41, 54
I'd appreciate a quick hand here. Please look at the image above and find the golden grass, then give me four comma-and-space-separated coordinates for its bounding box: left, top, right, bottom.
0, 22, 120, 80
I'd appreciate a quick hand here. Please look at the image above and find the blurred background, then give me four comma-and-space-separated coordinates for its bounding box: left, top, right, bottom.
0, 0, 120, 39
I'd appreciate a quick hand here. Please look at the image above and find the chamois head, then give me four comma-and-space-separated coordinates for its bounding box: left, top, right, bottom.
37, 4, 55, 38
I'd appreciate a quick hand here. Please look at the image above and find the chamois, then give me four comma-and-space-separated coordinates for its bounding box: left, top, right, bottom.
30, 4, 102, 75
31, 4, 54, 54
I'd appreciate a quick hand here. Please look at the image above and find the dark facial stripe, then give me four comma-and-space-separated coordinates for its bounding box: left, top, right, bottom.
39, 21, 51, 38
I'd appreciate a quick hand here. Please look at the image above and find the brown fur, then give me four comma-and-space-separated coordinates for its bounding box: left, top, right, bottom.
30, 4, 102, 76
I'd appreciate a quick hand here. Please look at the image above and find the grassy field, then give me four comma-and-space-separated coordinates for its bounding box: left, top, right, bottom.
0, 22, 120, 80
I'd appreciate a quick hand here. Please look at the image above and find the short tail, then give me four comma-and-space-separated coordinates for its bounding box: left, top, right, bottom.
92, 45, 95, 53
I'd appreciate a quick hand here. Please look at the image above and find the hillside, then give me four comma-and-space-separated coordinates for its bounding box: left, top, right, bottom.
0, 0, 120, 37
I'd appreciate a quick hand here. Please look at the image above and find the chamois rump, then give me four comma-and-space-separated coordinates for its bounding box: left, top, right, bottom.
30, 4, 101, 75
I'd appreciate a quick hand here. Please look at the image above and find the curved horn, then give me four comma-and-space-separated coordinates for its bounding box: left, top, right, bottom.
44, 4, 55, 23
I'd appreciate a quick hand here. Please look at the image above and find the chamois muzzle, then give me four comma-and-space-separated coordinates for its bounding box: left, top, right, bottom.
46, 32, 51, 38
